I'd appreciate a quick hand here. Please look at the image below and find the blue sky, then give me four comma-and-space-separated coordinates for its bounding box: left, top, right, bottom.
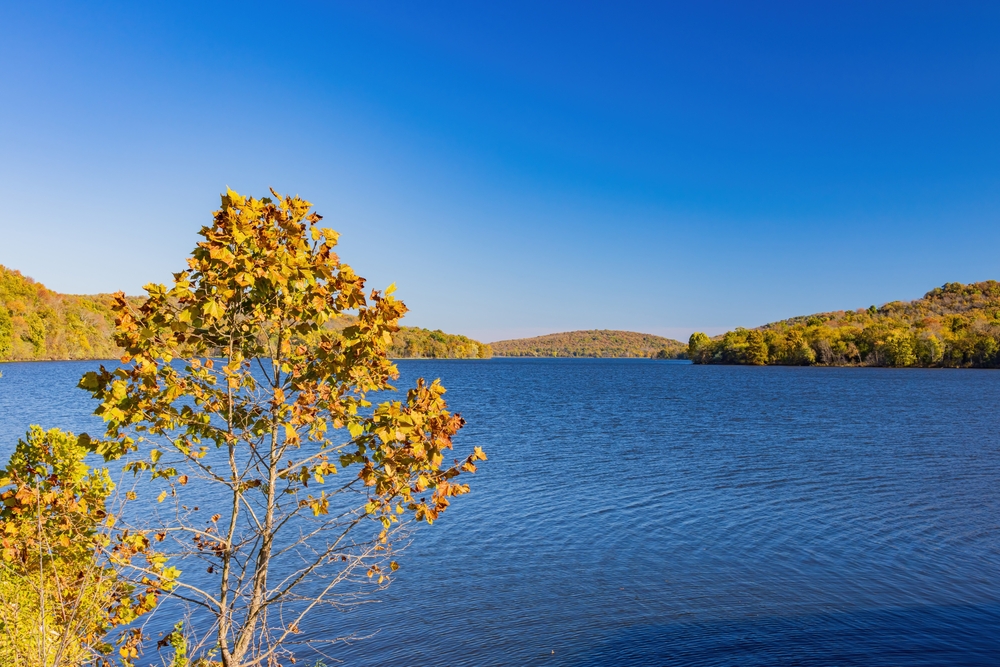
1, 1, 998, 342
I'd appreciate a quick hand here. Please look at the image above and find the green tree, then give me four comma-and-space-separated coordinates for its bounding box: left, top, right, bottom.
0, 306, 12, 358
80, 189, 486, 667
0, 427, 173, 667
882, 329, 917, 367
772, 331, 816, 365
744, 330, 769, 365
688, 332, 711, 362
25, 311, 47, 355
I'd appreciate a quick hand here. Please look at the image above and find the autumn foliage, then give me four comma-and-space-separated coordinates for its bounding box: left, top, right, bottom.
0, 266, 124, 361
491, 329, 686, 358
327, 314, 491, 358
0, 427, 175, 667
0, 265, 489, 362
76, 189, 485, 666
388, 326, 492, 358
689, 281, 1000, 367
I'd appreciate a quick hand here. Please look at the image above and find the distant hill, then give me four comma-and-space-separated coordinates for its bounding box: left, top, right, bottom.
0, 265, 490, 362
689, 280, 1000, 368
490, 330, 687, 358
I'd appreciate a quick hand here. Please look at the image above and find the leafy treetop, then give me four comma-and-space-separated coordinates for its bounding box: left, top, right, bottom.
78, 189, 486, 667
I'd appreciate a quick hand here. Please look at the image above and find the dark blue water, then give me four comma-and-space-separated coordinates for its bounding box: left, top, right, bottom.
2, 359, 999, 666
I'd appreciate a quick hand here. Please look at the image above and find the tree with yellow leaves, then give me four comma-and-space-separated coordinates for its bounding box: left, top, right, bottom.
79, 189, 486, 666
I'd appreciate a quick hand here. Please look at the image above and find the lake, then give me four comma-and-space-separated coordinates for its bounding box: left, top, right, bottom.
2, 359, 999, 666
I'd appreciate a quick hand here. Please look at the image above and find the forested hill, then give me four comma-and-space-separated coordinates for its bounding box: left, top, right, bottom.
689, 280, 1000, 368
0, 265, 121, 361
0, 265, 491, 362
490, 330, 687, 358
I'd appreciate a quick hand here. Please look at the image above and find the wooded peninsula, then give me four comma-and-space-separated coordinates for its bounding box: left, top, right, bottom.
689, 280, 1000, 368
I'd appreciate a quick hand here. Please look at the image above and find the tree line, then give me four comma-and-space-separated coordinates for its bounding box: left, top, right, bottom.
0, 266, 490, 362
689, 281, 1000, 367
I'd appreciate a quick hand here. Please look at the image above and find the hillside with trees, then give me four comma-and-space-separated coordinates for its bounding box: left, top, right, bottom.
0, 265, 490, 362
0, 265, 123, 361
390, 327, 492, 358
689, 280, 1000, 368
491, 329, 686, 358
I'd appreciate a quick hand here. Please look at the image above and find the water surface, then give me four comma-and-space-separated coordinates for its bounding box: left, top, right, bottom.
2, 359, 998, 665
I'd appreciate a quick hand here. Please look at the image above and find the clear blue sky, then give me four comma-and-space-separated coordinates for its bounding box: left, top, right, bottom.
1, 1, 998, 342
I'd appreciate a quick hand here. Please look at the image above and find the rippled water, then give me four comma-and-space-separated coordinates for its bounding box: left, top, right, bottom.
2, 359, 999, 665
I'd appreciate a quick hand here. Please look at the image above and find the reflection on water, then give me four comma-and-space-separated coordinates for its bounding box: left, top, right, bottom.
2, 359, 999, 666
